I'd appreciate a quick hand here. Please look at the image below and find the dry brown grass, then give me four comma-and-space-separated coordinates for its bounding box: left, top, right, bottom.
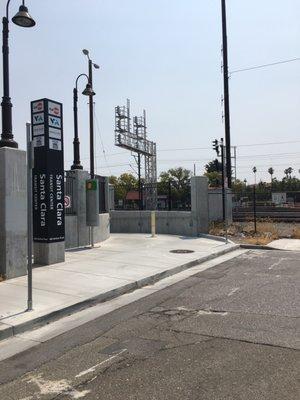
209, 220, 280, 245
0, 275, 4, 282
256, 222, 279, 238
292, 227, 300, 239
243, 236, 274, 245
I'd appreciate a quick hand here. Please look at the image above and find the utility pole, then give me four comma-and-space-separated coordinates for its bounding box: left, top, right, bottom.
220, 139, 226, 222
252, 166, 257, 233
233, 146, 237, 182
221, 0, 232, 188
168, 180, 172, 211
213, 138, 228, 242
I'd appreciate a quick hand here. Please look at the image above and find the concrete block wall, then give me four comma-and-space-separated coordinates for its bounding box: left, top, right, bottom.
65, 170, 110, 249
208, 189, 233, 222
65, 213, 110, 249
110, 211, 196, 236
110, 176, 233, 237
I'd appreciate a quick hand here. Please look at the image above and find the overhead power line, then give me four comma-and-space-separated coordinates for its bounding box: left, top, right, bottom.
237, 140, 300, 148
157, 140, 300, 153
230, 57, 300, 75
67, 140, 300, 165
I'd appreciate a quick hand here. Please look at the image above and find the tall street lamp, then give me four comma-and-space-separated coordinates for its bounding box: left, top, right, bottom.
221, 0, 232, 188
82, 49, 99, 179
71, 74, 95, 170
0, 1, 35, 149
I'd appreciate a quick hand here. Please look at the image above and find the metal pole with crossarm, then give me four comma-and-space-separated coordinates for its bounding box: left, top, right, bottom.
221, 0, 232, 188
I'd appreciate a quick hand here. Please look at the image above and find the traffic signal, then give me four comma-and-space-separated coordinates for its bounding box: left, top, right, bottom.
212, 139, 220, 156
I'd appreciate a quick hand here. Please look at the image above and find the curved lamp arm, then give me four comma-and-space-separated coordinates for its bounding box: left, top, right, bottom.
6, 0, 25, 19
6, 0, 12, 19
75, 73, 89, 90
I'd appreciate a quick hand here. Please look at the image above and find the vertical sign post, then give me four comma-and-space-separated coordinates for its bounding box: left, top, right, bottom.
26, 122, 33, 311
31, 99, 65, 265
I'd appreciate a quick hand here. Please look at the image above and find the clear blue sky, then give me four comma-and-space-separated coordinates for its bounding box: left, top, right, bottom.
3, 0, 300, 183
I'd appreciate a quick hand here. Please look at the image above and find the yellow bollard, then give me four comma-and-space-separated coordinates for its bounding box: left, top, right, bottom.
151, 211, 156, 237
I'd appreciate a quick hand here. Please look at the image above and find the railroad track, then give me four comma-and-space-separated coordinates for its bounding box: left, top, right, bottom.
233, 208, 300, 222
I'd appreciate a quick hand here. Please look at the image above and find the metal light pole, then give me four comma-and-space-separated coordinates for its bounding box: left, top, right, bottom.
71, 73, 95, 170
0, 1, 35, 149
82, 49, 99, 179
252, 166, 257, 233
221, 0, 232, 188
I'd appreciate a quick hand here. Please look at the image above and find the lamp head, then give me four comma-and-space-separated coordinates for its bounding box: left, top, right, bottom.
82, 49, 89, 56
12, 4, 35, 28
93, 63, 100, 69
82, 83, 95, 97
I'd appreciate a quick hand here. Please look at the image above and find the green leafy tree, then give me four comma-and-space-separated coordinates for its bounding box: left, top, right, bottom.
159, 167, 191, 187
204, 159, 223, 187
159, 167, 192, 209
109, 173, 138, 202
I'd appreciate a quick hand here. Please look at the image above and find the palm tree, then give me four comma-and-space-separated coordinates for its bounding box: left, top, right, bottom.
268, 167, 274, 184
252, 166, 257, 184
284, 167, 293, 179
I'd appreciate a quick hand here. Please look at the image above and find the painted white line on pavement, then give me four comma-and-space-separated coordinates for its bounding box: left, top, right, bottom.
228, 287, 240, 296
75, 348, 127, 378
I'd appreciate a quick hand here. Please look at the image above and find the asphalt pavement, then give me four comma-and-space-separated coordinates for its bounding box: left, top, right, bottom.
0, 234, 236, 342
0, 249, 299, 399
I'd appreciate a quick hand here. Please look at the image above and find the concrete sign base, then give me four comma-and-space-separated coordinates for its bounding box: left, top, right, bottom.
34, 242, 65, 265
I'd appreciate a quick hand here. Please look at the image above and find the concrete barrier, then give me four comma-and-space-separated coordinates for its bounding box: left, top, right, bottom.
110, 210, 196, 236
110, 177, 233, 236
65, 213, 110, 249
208, 188, 233, 222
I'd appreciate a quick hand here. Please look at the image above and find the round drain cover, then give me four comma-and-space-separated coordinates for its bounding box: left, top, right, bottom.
170, 249, 195, 254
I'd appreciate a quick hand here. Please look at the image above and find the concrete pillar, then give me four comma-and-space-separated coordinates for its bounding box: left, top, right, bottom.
191, 176, 209, 234
208, 188, 233, 223
67, 169, 90, 247
104, 177, 109, 212
0, 148, 27, 278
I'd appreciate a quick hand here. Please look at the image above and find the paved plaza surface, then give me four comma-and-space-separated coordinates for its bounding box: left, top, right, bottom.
0, 248, 298, 399
0, 234, 236, 341
268, 238, 300, 251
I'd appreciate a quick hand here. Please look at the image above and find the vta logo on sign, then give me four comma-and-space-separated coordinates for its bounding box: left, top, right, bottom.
50, 117, 59, 126
49, 116, 61, 128
33, 113, 44, 124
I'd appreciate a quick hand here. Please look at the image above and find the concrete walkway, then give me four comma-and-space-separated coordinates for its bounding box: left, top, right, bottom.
0, 234, 238, 341
268, 239, 300, 251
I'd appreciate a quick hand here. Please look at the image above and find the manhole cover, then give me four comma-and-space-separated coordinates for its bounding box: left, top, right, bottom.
170, 249, 195, 254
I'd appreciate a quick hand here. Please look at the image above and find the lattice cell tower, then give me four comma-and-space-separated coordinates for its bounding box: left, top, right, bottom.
114, 99, 157, 209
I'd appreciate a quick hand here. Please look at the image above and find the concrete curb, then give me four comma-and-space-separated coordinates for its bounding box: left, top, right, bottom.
198, 233, 235, 244
0, 244, 240, 342
239, 244, 285, 251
